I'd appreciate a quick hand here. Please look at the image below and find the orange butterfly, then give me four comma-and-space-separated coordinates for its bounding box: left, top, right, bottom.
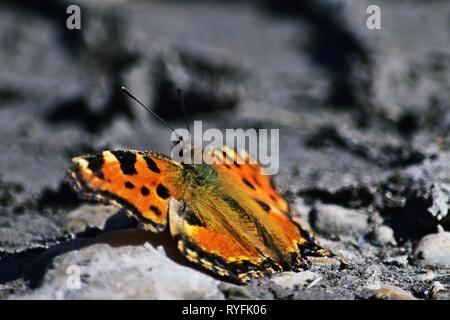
67, 90, 338, 282
68, 145, 338, 282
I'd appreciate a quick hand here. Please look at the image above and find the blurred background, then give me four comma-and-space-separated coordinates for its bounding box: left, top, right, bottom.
0, 0, 449, 299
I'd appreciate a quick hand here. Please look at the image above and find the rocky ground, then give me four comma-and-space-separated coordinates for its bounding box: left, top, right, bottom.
0, 0, 449, 300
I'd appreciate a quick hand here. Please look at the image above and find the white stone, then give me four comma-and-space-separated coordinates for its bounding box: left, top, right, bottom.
414, 232, 450, 267
371, 225, 397, 246
271, 271, 321, 290
312, 204, 369, 237
14, 244, 224, 300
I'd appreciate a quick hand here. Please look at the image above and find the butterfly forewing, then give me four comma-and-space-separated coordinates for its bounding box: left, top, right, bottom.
68, 149, 183, 232
210, 146, 289, 213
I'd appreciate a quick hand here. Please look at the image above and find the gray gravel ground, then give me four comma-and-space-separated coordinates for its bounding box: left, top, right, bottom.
0, 0, 449, 300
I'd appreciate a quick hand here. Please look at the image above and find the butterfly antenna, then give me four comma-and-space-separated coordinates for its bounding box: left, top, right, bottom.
177, 88, 190, 133
121, 86, 177, 133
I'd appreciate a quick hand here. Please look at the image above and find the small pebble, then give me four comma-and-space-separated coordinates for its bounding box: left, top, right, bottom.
371, 286, 417, 300
431, 281, 445, 297
311, 204, 369, 238
414, 231, 450, 267
65, 205, 119, 233
383, 255, 408, 267
415, 270, 436, 281
218, 283, 253, 299
430, 281, 449, 300
271, 271, 321, 291
370, 225, 397, 246
306, 256, 344, 270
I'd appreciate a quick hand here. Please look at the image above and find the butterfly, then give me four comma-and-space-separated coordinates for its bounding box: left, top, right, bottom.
68, 144, 337, 282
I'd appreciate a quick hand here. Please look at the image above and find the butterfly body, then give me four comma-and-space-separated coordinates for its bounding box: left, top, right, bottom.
68, 148, 336, 282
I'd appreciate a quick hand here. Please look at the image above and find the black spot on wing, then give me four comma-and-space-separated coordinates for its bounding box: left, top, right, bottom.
124, 181, 135, 189
184, 211, 206, 227
156, 184, 170, 199
255, 199, 270, 212
242, 178, 256, 190
222, 151, 233, 164
141, 186, 150, 196
143, 156, 161, 173
86, 155, 105, 179
150, 205, 162, 216
111, 150, 137, 175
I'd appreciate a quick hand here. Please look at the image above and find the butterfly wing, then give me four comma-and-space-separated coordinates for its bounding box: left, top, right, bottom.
68, 149, 183, 232
209, 146, 333, 268
210, 146, 289, 213
167, 147, 334, 283
168, 197, 284, 282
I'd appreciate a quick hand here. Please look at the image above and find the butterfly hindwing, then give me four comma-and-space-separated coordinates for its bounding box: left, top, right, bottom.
168, 198, 283, 282
68, 149, 183, 232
